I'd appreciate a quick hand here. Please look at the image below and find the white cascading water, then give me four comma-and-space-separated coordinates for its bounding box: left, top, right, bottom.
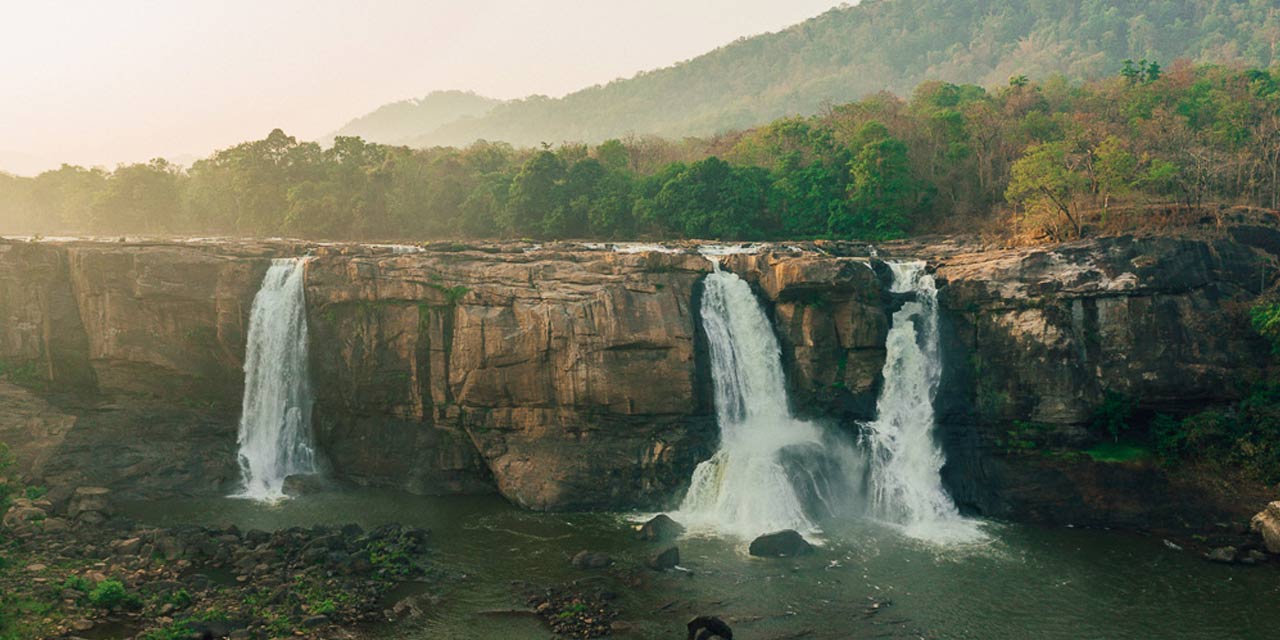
676, 257, 979, 544
676, 261, 859, 540
233, 257, 318, 501
863, 261, 981, 542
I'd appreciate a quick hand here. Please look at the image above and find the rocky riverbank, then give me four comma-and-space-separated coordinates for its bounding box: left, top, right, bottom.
1, 487, 439, 639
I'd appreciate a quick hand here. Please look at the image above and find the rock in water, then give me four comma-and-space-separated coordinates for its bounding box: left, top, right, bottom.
647, 545, 680, 571
282, 473, 328, 497
1205, 546, 1237, 564
748, 530, 815, 557
570, 550, 613, 570
1251, 501, 1280, 554
636, 514, 685, 542
687, 615, 733, 639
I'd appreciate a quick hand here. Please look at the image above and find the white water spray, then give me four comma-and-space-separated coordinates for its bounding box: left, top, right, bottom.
233, 258, 318, 501
863, 261, 981, 542
676, 261, 860, 540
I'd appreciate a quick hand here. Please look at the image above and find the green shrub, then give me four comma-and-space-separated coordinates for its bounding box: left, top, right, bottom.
1152, 383, 1280, 483
88, 580, 137, 610
138, 620, 192, 640
1250, 301, 1280, 354
61, 575, 91, 593
165, 589, 193, 609
1092, 390, 1134, 442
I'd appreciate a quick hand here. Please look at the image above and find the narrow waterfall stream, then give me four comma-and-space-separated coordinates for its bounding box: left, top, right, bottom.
864, 261, 981, 542
233, 257, 318, 501
676, 261, 861, 539
678, 258, 978, 543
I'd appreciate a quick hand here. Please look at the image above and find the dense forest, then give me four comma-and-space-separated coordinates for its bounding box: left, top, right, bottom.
339, 0, 1280, 148
3, 61, 1280, 242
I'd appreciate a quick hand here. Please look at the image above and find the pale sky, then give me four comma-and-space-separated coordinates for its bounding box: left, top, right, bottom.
1, 0, 848, 176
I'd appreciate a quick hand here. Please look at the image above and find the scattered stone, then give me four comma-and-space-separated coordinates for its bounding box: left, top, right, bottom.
571, 550, 613, 570
528, 587, 617, 637
302, 614, 329, 627
636, 514, 685, 542
647, 545, 680, 571
1205, 546, 1237, 564
70, 619, 94, 632
1239, 549, 1268, 565
748, 530, 815, 558
40, 517, 69, 533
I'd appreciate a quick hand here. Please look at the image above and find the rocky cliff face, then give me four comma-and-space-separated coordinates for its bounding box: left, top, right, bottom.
929, 234, 1276, 528
303, 246, 717, 509
0, 231, 1275, 530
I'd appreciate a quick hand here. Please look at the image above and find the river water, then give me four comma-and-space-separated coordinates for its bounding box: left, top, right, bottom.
177, 251, 1280, 638
122, 490, 1280, 640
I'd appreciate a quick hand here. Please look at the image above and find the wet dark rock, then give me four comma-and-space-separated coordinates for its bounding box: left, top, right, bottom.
282, 473, 329, 496
1205, 546, 1238, 564
1238, 549, 1268, 565
687, 615, 734, 639
748, 530, 815, 558
647, 545, 680, 571
636, 514, 685, 542
570, 550, 613, 570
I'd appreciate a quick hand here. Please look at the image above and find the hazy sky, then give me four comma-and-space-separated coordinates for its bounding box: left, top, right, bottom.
1, 0, 848, 175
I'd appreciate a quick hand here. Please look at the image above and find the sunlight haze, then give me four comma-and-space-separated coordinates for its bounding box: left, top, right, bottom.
1, 0, 848, 175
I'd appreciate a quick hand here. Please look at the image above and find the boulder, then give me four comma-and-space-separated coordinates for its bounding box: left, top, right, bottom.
748, 530, 815, 558
570, 551, 613, 570
636, 514, 684, 542
67, 486, 111, 518
687, 615, 734, 640
647, 546, 680, 571
1251, 501, 1280, 554
2, 502, 48, 530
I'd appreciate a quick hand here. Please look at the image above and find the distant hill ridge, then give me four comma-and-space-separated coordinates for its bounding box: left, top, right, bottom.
334, 0, 1280, 148
324, 90, 501, 146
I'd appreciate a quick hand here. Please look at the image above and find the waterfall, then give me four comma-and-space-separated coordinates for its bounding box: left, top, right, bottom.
676, 262, 860, 540
233, 257, 318, 501
676, 258, 980, 544
863, 261, 981, 542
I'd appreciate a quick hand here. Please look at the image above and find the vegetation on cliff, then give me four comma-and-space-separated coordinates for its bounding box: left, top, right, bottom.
3, 62, 1280, 243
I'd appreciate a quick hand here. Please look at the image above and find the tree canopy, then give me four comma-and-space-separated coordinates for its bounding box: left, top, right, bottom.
4, 62, 1280, 243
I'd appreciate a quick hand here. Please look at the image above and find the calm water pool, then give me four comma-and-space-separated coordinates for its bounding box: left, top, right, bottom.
122, 490, 1280, 639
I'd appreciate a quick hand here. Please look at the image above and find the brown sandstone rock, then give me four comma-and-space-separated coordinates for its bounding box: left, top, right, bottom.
1251, 501, 1280, 554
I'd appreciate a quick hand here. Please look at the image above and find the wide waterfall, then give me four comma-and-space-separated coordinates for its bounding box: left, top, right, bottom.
863, 261, 981, 542
677, 258, 979, 544
233, 257, 318, 501
676, 262, 861, 540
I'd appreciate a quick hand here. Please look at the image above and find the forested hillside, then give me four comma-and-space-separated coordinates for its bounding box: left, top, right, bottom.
3, 61, 1279, 243
323, 91, 501, 146
345, 0, 1280, 148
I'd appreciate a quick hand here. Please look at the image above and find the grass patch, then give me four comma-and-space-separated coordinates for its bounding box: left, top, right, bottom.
1083, 442, 1152, 463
